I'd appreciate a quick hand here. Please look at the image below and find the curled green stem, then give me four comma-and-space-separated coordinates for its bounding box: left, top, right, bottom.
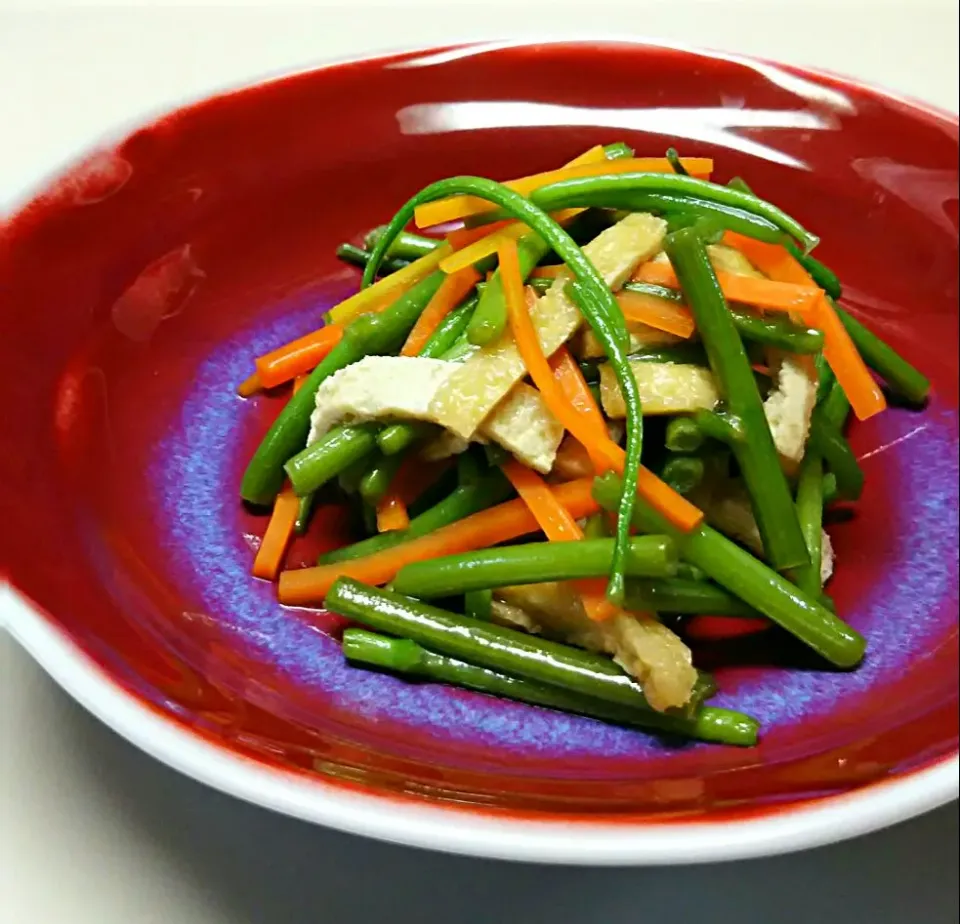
364, 176, 648, 604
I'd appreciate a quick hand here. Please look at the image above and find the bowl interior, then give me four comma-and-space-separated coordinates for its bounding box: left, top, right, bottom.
1, 41, 957, 820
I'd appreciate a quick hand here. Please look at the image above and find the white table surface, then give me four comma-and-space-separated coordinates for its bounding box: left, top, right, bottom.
1, 3, 958, 922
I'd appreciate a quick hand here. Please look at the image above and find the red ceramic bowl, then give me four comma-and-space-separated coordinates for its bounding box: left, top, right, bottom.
1, 40, 957, 864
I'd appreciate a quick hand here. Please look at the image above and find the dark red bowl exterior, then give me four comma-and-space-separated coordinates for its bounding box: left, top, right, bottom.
1, 42, 957, 822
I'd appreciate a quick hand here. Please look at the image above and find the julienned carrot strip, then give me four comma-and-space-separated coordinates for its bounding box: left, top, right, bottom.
255, 325, 344, 389
502, 459, 582, 540
498, 248, 703, 532
542, 365, 629, 578
327, 243, 453, 325
252, 375, 309, 577
813, 295, 887, 419
550, 347, 607, 433
617, 289, 696, 339
237, 372, 262, 397
634, 261, 820, 314
414, 155, 714, 228
549, 347, 611, 471
721, 232, 886, 420
375, 458, 453, 532
252, 484, 300, 580
278, 477, 599, 604
400, 266, 481, 356
502, 460, 615, 621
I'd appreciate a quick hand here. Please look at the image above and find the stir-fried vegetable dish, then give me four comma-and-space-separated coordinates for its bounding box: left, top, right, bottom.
236, 144, 930, 747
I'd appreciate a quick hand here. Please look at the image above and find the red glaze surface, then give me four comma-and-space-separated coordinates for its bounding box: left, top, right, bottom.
1, 42, 957, 822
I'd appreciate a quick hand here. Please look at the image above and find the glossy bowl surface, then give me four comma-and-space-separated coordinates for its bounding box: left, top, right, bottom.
1, 40, 957, 863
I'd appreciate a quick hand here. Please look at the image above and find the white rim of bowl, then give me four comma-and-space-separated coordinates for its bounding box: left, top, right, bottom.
3, 586, 957, 864
2, 38, 957, 864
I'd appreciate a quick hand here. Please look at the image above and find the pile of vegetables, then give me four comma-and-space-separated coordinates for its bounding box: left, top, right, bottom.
236, 143, 930, 747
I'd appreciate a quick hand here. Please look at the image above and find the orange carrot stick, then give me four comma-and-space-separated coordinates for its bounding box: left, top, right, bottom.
549, 346, 611, 471
634, 261, 820, 315
400, 266, 481, 357
251, 374, 309, 578
501, 460, 615, 621
502, 459, 582, 541
255, 325, 344, 389
278, 477, 599, 604
252, 484, 300, 580
236, 372, 262, 397
617, 289, 696, 339
812, 295, 887, 419
721, 232, 886, 420
550, 346, 608, 434
414, 156, 714, 228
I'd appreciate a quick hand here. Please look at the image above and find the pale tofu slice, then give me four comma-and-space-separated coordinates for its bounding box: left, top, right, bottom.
763, 353, 818, 466
599, 361, 719, 417
482, 383, 564, 473
429, 213, 668, 440
307, 355, 563, 472
422, 383, 564, 473
821, 530, 835, 586
307, 355, 453, 444
606, 611, 699, 712
493, 583, 698, 712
